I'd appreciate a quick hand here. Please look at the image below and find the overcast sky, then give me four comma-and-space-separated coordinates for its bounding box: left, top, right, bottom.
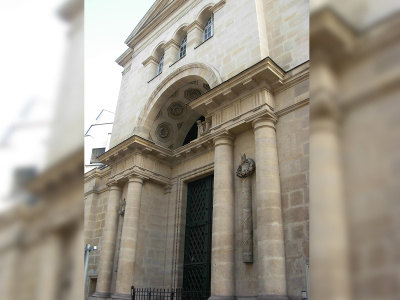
85, 0, 156, 131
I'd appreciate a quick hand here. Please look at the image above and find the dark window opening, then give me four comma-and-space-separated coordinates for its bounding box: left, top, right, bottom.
182, 116, 205, 146
90, 148, 105, 163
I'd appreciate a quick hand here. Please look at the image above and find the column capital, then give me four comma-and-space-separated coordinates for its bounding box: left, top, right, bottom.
127, 175, 145, 185
213, 132, 235, 147
251, 116, 277, 132
107, 182, 123, 191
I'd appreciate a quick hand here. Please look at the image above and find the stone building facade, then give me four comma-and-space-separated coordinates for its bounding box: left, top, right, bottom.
84, 0, 309, 299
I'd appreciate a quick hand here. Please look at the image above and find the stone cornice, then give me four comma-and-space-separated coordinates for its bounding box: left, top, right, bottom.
97, 135, 172, 166
142, 55, 158, 67
84, 168, 102, 183
125, 0, 194, 48
210, 0, 226, 13
275, 61, 309, 94
164, 39, 180, 50
187, 58, 285, 115
187, 20, 204, 33
122, 64, 131, 75
116, 48, 134, 67
275, 98, 310, 117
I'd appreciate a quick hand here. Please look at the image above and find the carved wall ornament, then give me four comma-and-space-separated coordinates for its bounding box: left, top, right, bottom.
184, 88, 202, 101
155, 122, 172, 141
236, 153, 255, 263
236, 154, 256, 178
196, 119, 211, 137
167, 101, 187, 119
203, 83, 211, 91
118, 198, 126, 215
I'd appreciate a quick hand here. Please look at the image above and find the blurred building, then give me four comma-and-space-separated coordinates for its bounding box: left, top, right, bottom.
309, 3, 400, 300
85, 109, 115, 173
0, 99, 51, 209
85, 0, 309, 300
0, 0, 84, 300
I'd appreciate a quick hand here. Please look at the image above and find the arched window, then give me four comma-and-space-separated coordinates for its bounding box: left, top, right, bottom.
179, 35, 187, 58
203, 14, 214, 41
157, 53, 164, 75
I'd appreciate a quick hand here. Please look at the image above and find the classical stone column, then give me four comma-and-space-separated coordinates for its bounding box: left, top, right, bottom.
113, 176, 144, 299
210, 133, 235, 300
309, 60, 351, 300
36, 233, 62, 300
252, 116, 288, 300
93, 184, 122, 298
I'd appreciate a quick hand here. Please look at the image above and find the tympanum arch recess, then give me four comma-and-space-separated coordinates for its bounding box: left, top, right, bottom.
134, 63, 222, 146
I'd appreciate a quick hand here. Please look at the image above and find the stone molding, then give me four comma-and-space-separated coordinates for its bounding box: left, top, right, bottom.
111, 292, 131, 299
187, 58, 284, 114
121, 64, 131, 75
126, 0, 200, 48
127, 175, 145, 185
251, 116, 277, 132
187, 20, 204, 33
107, 183, 123, 191
209, 0, 226, 13
142, 55, 158, 67
116, 48, 134, 67
275, 98, 309, 117
213, 132, 235, 147
92, 291, 111, 298
164, 39, 180, 50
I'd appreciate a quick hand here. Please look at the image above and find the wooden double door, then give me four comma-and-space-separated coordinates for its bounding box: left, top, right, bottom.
183, 175, 213, 299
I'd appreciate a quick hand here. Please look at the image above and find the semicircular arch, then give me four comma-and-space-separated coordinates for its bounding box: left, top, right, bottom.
134, 62, 222, 138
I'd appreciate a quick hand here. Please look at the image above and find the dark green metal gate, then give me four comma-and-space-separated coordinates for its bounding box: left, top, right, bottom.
183, 175, 213, 298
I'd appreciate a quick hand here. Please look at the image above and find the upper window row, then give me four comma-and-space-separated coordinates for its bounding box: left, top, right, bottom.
157, 14, 214, 76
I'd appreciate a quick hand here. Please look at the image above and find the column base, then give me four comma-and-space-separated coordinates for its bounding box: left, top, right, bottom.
92, 292, 111, 298
111, 293, 131, 299
257, 295, 289, 300
209, 296, 236, 300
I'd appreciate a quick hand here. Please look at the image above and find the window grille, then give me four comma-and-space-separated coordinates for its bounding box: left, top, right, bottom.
157, 53, 164, 75
203, 15, 214, 41
90, 148, 105, 163
179, 35, 187, 58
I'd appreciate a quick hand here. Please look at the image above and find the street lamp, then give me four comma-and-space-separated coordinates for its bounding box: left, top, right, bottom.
84, 244, 97, 296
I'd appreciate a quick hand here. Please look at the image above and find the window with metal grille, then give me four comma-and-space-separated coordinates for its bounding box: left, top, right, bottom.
203, 15, 214, 42
90, 148, 105, 163
179, 35, 187, 58
157, 53, 164, 75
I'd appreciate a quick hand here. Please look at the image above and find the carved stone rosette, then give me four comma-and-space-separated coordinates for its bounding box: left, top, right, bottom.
236, 154, 256, 263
